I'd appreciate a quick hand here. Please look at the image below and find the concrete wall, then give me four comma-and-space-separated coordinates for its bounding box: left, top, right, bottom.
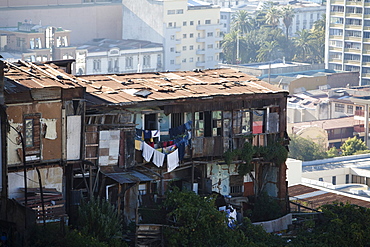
286, 158, 302, 186
0, 4, 123, 44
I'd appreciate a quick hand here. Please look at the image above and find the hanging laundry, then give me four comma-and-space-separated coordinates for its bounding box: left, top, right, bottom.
185, 120, 192, 130
136, 128, 143, 139
177, 142, 185, 161
167, 149, 179, 172
153, 149, 165, 167
151, 130, 160, 138
135, 140, 143, 150
144, 130, 152, 139
142, 142, 154, 162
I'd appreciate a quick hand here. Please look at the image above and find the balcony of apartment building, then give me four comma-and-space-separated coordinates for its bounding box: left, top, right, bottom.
331, 11, 344, 17
346, 0, 363, 6
346, 13, 363, 18
329, 46, 343, 52
196, 49, 206, 55
345, 35, 362, 42
330, 23, 344, 28
196, 61, 206, 67
331, 0, 345, 4
196, 37, 206, 43
196, 24, 221, 32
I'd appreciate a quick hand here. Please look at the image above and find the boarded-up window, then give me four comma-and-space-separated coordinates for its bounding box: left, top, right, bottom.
24, 114, 41, 156
267, 108, 279, 133
252, 110, 265, 134
233, 110, 251, 135
230, 175, 243, 196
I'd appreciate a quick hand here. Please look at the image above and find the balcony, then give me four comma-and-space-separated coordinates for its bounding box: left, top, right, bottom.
330, 23, 344, 28
196, 37, 206, 43
344, 60, 361, 65
344, 48, 361, 53
345, 36, 362, 42
196, 49, 205, 55
346, 13, 362, 18
196, 61, 205, 67
345, 25, 362, 30
329, 47, 342, 52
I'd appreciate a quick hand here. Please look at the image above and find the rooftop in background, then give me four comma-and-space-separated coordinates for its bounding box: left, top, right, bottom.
289, 183, 370, 208
0, 21, 69, 33
291, 116, 362, 131
77, 38, 163, 53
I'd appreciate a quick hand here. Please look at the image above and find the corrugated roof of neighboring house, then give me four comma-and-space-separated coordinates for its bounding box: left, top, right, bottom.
291, 116, 363, 130
289, 183, 370, 208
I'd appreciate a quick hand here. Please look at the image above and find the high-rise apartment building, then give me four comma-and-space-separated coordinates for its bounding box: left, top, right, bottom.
122, 0, 223, 71
325, 0, 370, 85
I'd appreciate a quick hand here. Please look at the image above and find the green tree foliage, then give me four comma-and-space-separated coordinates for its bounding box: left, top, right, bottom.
222, 6, 326, 64
288, 135, 327, 161
290, 202, 370, 246
163, 187, 285, 246
76, 197, 124, 245
340, 136, 368, 156
326, 146, 339, 158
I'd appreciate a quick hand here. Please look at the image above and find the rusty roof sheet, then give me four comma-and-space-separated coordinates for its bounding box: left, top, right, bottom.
4, 61, 286, 104
289, 184, 370, 209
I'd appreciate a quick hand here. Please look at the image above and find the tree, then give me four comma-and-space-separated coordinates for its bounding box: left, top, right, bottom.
265, 6, 281, 28
76, 197, 123, 244
293, 29, 312, 62
256, 40, 281, 62
162, 187, 285, 246
290, 202, 370, 246
288, 135, 327, 161
231, 10, 251, 35
281, 5, 295, 41
340, 136, 368, 156
222, 30, 241, 64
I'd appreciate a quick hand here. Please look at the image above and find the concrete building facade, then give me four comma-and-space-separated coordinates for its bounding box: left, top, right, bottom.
325, 0, 370, 85
122, 0, 222, 71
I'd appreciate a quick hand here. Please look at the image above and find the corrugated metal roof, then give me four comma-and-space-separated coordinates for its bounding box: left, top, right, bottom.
4, 61, 287, 105
289, 184, 370, 208
101, 169, 153, 184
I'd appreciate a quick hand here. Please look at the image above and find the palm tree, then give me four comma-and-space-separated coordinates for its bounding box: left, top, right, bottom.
293, 29, 312, 62
256, 40, 281, 62
281, 5, 295, 41
265, 6, 281, 28
231, 10, 251, 35
221, 30, 239, 64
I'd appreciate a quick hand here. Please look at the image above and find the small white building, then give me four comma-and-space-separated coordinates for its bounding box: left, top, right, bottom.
75, 39, 163, 75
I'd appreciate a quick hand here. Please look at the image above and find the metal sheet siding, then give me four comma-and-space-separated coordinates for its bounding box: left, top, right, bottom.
66, 115, 81, 160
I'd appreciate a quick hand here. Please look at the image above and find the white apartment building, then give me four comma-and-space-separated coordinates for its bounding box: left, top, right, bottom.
288, 2, 326, 37
122, 0, 222, 71
325, 0, 370, 85
75, 39, 163, 75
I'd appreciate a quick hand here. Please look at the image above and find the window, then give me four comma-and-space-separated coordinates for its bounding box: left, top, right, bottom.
183, 21, 187, 26
207, 32, 213, 37
233, 110, 251, 134
189, 57, 193, 62
143, 55, 151, 67
183, 34, 187, 38
108, 59, 113, 73
167, 10, 175, 15
170, 47, 175, 52
93, 59, 101, 72
16, 37, 21, 47
347, 105, 354, 114
352, 175, 365, 184
24, 114, 41, 155
230, 175, 243, 196
170, 35, 175, 40
182, 58, 186, 63
194, 111, 222, 137
177, 9, 183, 14
335, 103, 345, 112
207, 44, 213, 49
170, 60, 175, 64
171, 113, 184, 128
125, 57, 133, 69
168, 22, 173, 27
332, 176, 336, 185
182, 46, 186, 51
319, 178, 323, 182
190, 21, 194, 25
190, 33, 194, 38
189, 45, 194, 50
144, 114, 157, 130
114, 58, 119, 72
346, 174, 350, 184
205, 20, 211, 24
253, 110, 265, 134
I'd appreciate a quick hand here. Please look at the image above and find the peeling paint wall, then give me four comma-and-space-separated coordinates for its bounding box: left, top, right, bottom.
207, 163, 239, 196
7, 101, 63, 164
8, 166, 63, 199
